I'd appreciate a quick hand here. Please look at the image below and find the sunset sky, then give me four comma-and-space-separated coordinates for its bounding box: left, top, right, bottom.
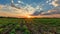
0, 0, 60, 18
0, 0, 54, 11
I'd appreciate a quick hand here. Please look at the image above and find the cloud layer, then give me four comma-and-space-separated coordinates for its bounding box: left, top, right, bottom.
52, 0, 60, 7
39, 0, 60, 16
41, 6, 60, 15
0, 0, 60, 18
0, 4, 43, 17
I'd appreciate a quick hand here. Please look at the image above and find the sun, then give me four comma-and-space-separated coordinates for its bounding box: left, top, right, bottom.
24, 14, 34, 18
27, 15, 31, 18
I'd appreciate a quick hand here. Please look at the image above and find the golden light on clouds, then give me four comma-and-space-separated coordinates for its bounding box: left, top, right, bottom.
52, 1, 58, 7
52, 0, 60, 7
0, 5, 3, 9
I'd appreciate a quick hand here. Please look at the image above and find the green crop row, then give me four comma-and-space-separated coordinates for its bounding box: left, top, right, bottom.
0, 18, 60, 34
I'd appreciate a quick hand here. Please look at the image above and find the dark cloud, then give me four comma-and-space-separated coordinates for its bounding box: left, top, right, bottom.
31, 11, 44, 16
41, 6, 60, 15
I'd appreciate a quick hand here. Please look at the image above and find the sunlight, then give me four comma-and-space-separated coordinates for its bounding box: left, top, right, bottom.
26, 15, 31, 18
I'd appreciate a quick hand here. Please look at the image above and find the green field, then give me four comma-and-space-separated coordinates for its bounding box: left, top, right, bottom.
0, 17, 60, 34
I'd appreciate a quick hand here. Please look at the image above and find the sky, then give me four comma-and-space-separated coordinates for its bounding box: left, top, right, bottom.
0, 0, 60, 18
0, 0, 54, 11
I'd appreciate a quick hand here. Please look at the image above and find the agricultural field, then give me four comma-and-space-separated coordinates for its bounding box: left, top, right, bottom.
0, 17, 60, 34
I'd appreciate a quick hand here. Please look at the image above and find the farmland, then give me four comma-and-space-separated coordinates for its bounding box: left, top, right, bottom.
0, 17, 60, 34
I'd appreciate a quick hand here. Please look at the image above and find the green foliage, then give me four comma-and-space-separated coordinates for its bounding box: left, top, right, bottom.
23, 30, 30, 34
0, 28, 4, 32
9, 29, 16, 34
0, 18, 60, 34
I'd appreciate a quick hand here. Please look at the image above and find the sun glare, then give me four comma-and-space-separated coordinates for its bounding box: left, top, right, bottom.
24, 14, 35, 18
27, 15, 31, 18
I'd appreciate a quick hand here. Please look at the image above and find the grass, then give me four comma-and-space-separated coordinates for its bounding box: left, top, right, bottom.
0, 17, 60, 34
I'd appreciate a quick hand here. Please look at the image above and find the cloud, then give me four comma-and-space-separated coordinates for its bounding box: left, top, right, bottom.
0, 5, 30, 17
40, 0, 60, 16
46, 0, 52, 4
23, 4, 43, 14
18, 0, 24, 4
36, 5, 43, 10
46, 1, 49, 3
0, 2, 44, 18
41, 6, 60, 15
0, 4, 43, 17
51, 0, 60, 7
31, 11, 44, 16
23, 4, 36, 14
49, 0, 52, 2
37, 6, 60, 18
25, 4, 43, 16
